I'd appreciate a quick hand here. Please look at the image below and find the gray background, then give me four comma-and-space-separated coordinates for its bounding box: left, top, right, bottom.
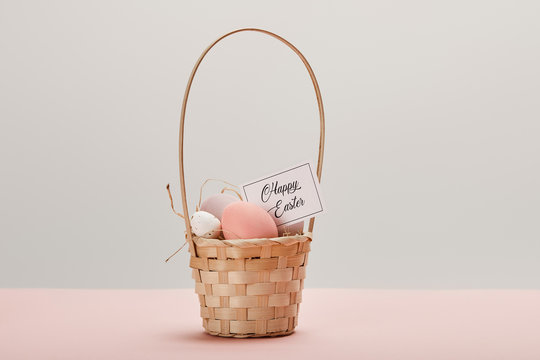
1, 0, 539, 289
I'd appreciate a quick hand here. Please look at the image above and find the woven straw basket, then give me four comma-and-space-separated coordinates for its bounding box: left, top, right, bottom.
177, 28, 325, 338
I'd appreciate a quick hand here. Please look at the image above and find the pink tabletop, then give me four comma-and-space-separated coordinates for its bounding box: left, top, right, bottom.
1, 289, 539, 360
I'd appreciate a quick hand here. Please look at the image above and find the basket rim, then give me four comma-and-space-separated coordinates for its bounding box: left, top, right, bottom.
193, 232, 312, 248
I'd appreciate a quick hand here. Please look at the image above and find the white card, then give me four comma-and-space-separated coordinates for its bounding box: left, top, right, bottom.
241, 162, 325, 227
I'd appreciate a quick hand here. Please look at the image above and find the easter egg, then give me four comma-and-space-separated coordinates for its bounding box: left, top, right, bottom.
191, 211, 221, 239
278, 221, 304, 237
221, 202, 278, 240
200, 193, 240, 221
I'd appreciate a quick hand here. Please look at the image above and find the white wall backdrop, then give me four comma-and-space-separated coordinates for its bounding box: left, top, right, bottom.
1, 0, 539, 288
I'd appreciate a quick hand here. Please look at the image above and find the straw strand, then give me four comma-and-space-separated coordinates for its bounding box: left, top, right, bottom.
166, 184, 184, 218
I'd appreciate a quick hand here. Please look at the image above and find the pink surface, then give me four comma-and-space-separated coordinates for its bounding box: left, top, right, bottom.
1, 289, 539, 360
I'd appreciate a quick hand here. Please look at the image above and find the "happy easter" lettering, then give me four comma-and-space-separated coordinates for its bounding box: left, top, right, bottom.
260, 181, 302, 203
271, 196, 306, 218
260, 181, 305, 219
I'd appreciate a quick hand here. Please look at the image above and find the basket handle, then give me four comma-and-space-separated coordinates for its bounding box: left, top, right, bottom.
179, 28, 325, 253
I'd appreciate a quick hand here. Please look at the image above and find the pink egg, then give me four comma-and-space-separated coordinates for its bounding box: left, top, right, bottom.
200, 193, 240, 221
278, 221, 304, 237
221, 202, 278, 240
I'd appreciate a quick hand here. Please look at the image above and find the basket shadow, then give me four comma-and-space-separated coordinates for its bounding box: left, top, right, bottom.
160, 329, 295, 343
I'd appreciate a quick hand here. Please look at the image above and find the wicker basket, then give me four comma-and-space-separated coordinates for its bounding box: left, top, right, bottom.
190, 235, 311, 337
176, 28, 325, 337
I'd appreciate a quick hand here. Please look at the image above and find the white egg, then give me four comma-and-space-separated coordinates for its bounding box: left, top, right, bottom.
191, 211, 221, 239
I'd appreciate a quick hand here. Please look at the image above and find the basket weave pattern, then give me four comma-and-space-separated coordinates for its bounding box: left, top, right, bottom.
189, 234, 311, 337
